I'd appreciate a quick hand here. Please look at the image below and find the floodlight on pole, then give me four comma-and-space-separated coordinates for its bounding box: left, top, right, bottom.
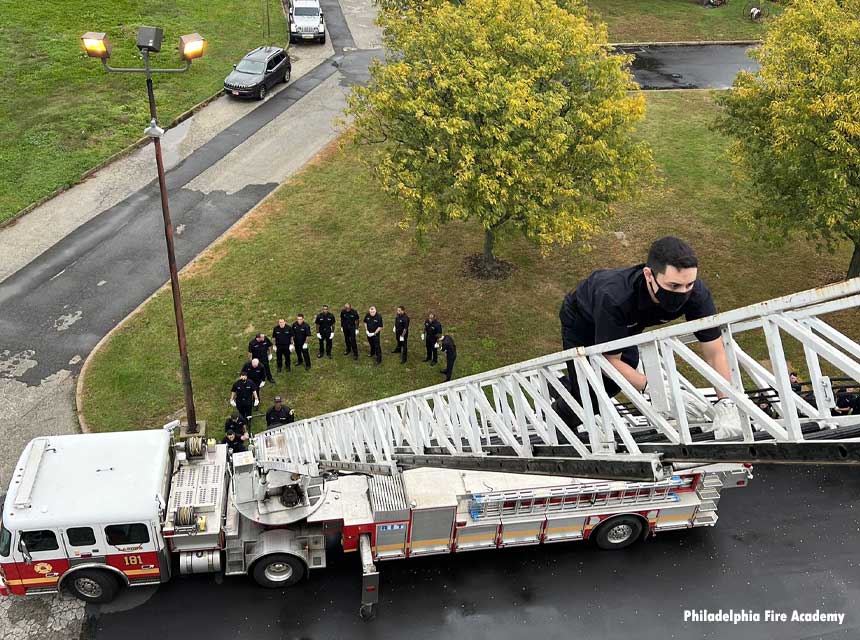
81, 32, 111, 59
179, 33, 206, 61
80, 26, 206, 433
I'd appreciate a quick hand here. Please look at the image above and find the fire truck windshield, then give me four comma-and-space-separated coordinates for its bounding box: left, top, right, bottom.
0, 519, 10, 557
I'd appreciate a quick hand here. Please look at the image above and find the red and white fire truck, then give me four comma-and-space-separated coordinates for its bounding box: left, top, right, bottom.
0, 427, 750, 617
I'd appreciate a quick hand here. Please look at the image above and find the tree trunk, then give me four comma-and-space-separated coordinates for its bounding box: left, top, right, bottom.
483, 228, 497, 266
849, 238, 860, 279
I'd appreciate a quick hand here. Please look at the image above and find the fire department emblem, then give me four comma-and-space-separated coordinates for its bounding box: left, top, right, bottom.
33, 562, 53, 575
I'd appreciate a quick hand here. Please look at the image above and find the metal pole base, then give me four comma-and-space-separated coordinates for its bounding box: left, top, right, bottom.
179, 420, 206, 439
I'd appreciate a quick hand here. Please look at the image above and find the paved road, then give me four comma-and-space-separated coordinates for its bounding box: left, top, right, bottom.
89, 465, 860, 640
621, 44, 759, 90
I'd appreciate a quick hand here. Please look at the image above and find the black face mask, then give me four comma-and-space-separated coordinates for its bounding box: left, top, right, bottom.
650, 277, 691, 312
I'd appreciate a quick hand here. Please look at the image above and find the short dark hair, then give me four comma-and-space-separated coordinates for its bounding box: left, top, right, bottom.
647, 237, 698, 274
226, 429, 236, 437
297, 313, 304, 319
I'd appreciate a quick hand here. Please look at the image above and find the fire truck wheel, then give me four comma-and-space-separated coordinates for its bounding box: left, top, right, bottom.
251, 553, 306, 588
65, 569, 121, 603
592, 515, 644, 550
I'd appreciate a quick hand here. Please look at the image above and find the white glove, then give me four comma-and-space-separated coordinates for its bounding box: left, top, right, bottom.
681, 390, 712, 421
230, 399, 236, 407
399, 336, 404, 342
302, 343, 308, 350
268, 353, 273, 361
355, 329, 359, 335
259, 380, 266, 388
329, 332, 334, 339
289, 344, 296, 353
393, 327, 396, 333
707, 398, 743, 440
316, 333, 322, 339
366, 330, 374, 338
254, 398, 260, 407
434, 342, 440, 349
273, 345, 277, 352
421, 333, 425, 341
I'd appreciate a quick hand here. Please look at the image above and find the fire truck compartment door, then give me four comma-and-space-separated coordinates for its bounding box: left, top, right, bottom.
374, 523, 408, 559
409, 507, 454, 556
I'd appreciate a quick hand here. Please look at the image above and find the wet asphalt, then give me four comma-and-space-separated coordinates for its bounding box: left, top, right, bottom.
621, 44, 759, 90
88, 465, 859, 639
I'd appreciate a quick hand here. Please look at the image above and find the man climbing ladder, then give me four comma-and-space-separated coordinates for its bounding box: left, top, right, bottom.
557, 236, 742, 439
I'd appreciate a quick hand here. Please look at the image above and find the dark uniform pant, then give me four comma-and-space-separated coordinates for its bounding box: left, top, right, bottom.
393, 334, 407, 362
558, 302, 639, 428
295, 342, 311, 368
261, 357, 274, 381
276, 346, 291, 371
318, 335, 333, 357
368, 334, 382, 363
425, 339, 438, 363
236, 402, 253, 425
343, 329, 358, 357
442, 354, 456, 381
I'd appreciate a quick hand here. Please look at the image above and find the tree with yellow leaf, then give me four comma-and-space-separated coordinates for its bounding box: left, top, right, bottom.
348, 0, 652, 272
715, 0, 860, 278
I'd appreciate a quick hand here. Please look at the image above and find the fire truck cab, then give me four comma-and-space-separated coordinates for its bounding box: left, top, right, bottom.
0, 430, 172, 601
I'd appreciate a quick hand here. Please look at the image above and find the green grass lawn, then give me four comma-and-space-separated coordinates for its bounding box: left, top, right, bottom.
79, 90, 858, 434
588, 0, 782, 42
0, 0, 287, 223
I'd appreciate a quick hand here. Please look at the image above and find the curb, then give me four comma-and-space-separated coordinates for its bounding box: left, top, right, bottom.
74, 136, 343, 435
2, 87, 226, 231
610, 39, 761, 47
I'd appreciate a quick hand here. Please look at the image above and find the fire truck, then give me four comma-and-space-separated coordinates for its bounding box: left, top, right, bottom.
0, 428, 751, 616
2, 280, 858, 617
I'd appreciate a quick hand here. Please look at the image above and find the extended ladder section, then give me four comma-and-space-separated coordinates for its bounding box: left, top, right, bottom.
254, 279, 860, 481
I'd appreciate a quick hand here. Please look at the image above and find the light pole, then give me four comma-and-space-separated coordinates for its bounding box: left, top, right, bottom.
82, 28, 207, 433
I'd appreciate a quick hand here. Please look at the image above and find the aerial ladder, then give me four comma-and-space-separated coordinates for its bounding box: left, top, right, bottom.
254, 278, 860, 482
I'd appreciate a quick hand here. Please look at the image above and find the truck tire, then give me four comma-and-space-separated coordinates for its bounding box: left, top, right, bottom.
592, 515, 644, 550
251, 553, 306, 588
64, 569, 121, 604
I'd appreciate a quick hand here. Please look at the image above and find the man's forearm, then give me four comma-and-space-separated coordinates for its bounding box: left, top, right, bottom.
606, 355, 647, 391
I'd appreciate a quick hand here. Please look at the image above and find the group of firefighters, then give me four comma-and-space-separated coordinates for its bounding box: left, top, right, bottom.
223, 305, 458, 452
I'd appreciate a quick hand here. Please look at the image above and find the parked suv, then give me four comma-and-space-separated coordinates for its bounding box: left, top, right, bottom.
224, 46, 291, 100
289, 0, 326, 44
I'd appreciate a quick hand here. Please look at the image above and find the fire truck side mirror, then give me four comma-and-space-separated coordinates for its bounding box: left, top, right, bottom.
18, 538, 32, 565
